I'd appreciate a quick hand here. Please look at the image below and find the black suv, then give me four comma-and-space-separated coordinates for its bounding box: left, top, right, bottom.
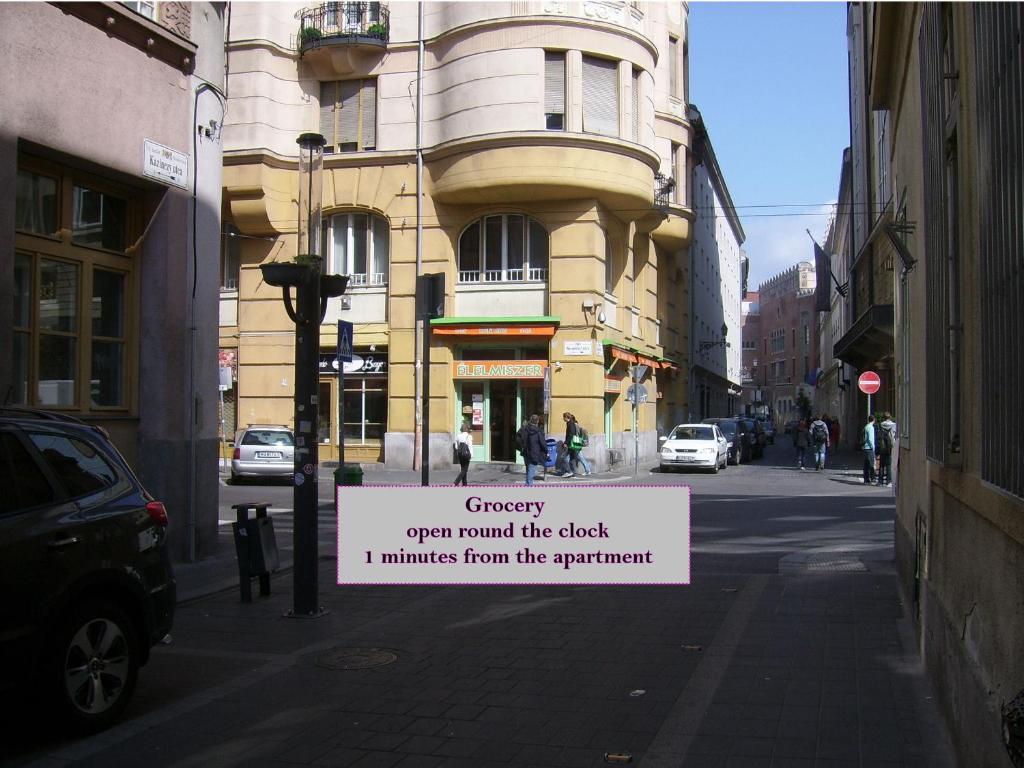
0, 408, 175, 733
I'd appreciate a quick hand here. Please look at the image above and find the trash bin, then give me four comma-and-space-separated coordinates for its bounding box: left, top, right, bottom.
231, 503, 278, 603
334, 463, 363, 486
545, 438, 558, 468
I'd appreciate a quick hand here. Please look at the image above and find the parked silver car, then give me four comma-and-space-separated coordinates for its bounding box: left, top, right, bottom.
231, 425, 294, 482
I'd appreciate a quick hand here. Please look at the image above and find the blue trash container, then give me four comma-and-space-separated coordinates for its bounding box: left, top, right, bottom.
545, 438, 558, 468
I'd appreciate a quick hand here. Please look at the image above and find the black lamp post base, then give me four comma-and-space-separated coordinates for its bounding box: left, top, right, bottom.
284, 607, 330, 620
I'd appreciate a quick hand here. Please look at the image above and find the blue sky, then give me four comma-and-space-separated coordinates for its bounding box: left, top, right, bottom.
688, 2, 850, 290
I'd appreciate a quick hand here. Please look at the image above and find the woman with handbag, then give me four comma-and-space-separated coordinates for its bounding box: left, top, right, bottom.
562, 412, 592, 477
454, 421, 472, 486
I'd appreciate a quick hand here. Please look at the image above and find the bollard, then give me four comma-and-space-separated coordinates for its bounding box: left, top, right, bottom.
232, 503, 279, 603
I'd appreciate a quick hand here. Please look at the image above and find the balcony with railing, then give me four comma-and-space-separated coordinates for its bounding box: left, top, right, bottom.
298, 3, 389, 49
297, 3, 388, 75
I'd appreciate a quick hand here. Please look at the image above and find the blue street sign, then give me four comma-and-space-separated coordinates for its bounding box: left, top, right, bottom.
337, 320, 353, 363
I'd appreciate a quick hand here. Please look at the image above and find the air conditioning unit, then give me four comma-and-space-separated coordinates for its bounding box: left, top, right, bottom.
340, 296, 352, 310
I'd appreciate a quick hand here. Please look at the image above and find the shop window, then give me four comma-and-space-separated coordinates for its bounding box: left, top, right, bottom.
344, 379, 387, 443
14, 158, 135, 412
458, 215, 548, 283
325, 212, 389, 286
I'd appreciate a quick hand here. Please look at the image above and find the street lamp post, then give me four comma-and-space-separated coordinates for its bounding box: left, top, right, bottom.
260, 132, 348, 619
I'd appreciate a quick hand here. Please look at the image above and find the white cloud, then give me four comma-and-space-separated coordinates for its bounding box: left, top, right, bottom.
742, 203, 835, 290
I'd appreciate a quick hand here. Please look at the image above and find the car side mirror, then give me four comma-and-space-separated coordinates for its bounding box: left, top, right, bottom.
658, 435, 667, 444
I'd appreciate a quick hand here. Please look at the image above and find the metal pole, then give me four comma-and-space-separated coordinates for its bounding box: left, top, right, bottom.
633, 364, 640, 477
413, 0, 424, 471
292, 268, 323, 617
338, 367, 345, 471
422, 311, 430, 486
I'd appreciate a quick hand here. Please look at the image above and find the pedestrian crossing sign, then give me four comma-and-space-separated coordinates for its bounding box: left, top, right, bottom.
337, 320, 353, 363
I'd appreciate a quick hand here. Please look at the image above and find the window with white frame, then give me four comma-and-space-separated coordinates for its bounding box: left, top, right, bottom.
582, 56, 619, 137
458, 215, 548, 283
544, 52, 566, 130
121, 1, 156, 20
324, 213, 389, 286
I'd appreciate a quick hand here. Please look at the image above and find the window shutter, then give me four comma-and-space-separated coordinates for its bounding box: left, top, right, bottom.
582, 56, 618, 137
320, 82, 337, 149
631, 70, 640, 142
669, 37, 679, 97
338, 80, 361, 148
361, 79, 377, 150
545, 52, 565, 115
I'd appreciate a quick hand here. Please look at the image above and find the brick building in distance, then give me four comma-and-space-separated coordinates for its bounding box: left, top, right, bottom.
753, 262, 819, 425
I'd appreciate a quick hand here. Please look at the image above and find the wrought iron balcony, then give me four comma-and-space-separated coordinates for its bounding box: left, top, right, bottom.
654, 173, 676, 211
298, 2, 389, 52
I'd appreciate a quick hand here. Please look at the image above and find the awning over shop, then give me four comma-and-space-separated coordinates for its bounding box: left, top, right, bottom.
602, 340, 675, 370
833, 304, 894, 371
431, 316, 559, 337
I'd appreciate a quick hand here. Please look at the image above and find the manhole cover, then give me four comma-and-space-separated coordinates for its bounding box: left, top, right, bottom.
805, 554, 867, 572
316, 647, 399, 670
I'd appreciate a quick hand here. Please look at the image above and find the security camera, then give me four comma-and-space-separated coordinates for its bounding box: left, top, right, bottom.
597, 310, 606, 325
554, 361, 563, 371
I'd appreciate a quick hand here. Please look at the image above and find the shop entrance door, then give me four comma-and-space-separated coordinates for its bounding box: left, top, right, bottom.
489, 380, 518, 462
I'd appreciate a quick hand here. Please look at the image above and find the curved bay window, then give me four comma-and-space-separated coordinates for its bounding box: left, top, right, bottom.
13, 160, 134, 411
324, 212, 389, 287
458, 215, 548, 283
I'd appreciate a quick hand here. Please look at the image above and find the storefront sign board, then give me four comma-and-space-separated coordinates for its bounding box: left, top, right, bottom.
453, 360, 547, 379
434, 325, 555, 337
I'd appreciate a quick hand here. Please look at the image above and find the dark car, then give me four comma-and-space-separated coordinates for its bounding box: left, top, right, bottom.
757, 417, 776, 444
735, 417, 766, 459
0, 408, 175, 733
701, 418, 746, 464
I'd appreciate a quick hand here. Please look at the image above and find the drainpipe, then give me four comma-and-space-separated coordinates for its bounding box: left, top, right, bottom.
413, 0, 424, 470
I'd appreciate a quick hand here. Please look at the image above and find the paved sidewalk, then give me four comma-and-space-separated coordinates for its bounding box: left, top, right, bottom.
21, 558, 955, 768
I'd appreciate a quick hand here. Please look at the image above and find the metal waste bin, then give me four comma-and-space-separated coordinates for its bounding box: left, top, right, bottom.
334, 463, 363, 486
232, 503, 279, 603
545, 438, 558, 468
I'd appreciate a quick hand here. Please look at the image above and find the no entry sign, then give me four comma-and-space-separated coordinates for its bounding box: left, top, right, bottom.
858, 371, 881, 395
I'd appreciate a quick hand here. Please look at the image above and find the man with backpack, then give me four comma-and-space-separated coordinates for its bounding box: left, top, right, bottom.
876, 412, 897, 487
809, 414, 830, 471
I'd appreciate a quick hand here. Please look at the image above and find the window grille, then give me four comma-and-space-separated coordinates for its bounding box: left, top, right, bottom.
974, 3, 1024, 497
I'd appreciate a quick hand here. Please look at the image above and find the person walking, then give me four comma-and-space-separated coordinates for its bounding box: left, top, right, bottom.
877, 412, 897, 486
453, 421, 472, 486
794, 419, 810, 470
810, 414, 830, 470
862, 414, 877, 484
562, 412, 592, 477
829, 416, 841, 452
524, 414, 547, 486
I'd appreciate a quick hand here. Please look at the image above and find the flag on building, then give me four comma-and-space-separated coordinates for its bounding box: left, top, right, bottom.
814, 241, 831, 312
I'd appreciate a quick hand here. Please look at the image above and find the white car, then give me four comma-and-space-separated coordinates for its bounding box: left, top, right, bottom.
231, 425, 295, 482
659, 423, 730, 473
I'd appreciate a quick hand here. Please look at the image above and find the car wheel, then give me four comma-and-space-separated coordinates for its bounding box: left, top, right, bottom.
49, 600, 140, 734
711, 457, 719, 474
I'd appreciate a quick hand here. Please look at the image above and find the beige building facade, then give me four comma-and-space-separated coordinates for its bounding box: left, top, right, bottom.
847, 4, 1024, 765
221, 1, 695, 469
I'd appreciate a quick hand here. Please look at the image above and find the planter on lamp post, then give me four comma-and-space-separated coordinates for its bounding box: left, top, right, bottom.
258, 132, 347, 619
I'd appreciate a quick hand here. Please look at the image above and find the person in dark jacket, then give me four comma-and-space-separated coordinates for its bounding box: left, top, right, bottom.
562, 412, 592, 477
524, 414, 547, 486
793, 419, 810, 470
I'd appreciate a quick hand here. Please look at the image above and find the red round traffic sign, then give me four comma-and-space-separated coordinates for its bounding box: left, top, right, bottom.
858, 371, 881, 395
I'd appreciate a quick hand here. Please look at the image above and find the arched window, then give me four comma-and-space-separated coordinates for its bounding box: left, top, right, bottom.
458, 215, 548, 283
324, 213, 389, 286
